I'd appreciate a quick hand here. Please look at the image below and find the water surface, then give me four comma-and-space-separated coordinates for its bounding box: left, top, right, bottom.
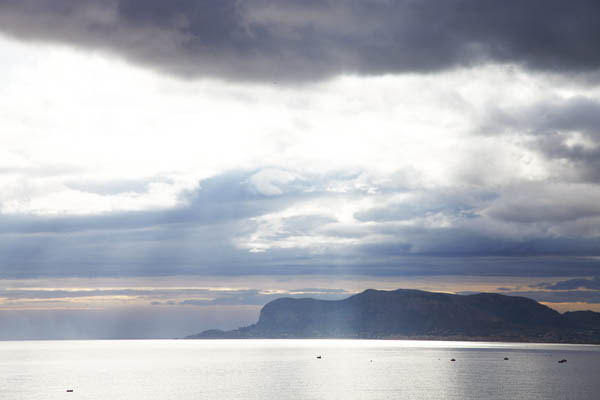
1, 340, 598, 399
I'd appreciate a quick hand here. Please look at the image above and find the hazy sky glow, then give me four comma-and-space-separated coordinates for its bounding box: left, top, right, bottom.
1, 0, 600, 338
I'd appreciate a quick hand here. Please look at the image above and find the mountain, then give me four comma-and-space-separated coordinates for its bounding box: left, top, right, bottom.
185, 289, 600, 343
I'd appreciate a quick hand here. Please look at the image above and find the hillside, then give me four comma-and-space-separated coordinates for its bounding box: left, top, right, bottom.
186, 289, 600, 343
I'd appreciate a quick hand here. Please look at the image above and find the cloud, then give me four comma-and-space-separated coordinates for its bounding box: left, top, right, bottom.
4, 2, 600, 336
191, 287, 350, 305
65, 176, 174, 195
354, 189, 487, 222
0, 169, 316, 278
504, 290, 600, 304
0, 40, 598, 283
0, 288, 144, 300
480, 96, 600, 183
0, 285, 352, 309
246, 169, 305, 196
178, 299, 212, 306
0, 170, 299, 235
483, 183, 600, 223
532, 276, 600, 291
3, 166, 600, 280
2, 1, 600, 82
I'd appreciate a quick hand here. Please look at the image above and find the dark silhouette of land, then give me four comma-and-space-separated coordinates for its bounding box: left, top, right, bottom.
186, 289, 600, 343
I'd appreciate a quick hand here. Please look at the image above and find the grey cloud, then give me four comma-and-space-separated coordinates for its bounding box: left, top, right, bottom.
2, 167, 600, 281
280, 215, 337, 234
351, 184, 600, 260
150, 300, 176, 305
320, 224, 370, 239
481, 96, 600, 182
0, 169, 317, 278
361, 228, 600, 258
1, 1, 600, 82
484, 183, 600, 224
536, 136, 600, 183
0, 287, 224, 300
178, 299, 211, 306
348, 172, 600, 238
0, 286, 350, 306
504, 290, 600, 304
354, 189, 489, 222
178, 288, 350, 306
355, 202, 433, 223
507, 97, 600, 135
532, 276, 600, 291
358, 242, 413, 257
0, 170, 302, 235
0, 288, 145, 299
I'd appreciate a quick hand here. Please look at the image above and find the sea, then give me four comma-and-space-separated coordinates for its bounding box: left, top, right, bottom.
1, 339, 599, 399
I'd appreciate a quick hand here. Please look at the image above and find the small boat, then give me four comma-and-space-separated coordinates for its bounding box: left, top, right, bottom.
504, 357, 509, 360
316, 355, 322, 359
450, 358, 456, 362
558, 359, 567, 364
66, 389, 74, 392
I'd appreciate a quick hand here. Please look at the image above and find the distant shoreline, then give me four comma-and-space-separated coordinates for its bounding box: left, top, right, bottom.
1, 337, 599, 345
183, 336, 600, 345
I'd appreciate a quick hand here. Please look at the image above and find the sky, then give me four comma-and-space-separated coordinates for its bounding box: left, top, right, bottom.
1, 0, 600, 339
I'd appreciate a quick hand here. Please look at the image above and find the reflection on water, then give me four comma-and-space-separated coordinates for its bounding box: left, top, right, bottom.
0, 340, 599, 400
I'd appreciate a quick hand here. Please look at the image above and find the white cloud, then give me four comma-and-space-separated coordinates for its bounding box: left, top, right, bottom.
247, 168, 299, 196
0, 35, 598, 224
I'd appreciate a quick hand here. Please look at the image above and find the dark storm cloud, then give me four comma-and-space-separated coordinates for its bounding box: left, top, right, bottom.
1, 0, 600, 81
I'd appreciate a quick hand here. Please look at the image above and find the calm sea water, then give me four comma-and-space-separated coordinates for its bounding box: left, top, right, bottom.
1, 339, 599, 399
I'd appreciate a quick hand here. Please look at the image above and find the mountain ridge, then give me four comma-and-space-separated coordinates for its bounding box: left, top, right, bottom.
185, 289, 600, 344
